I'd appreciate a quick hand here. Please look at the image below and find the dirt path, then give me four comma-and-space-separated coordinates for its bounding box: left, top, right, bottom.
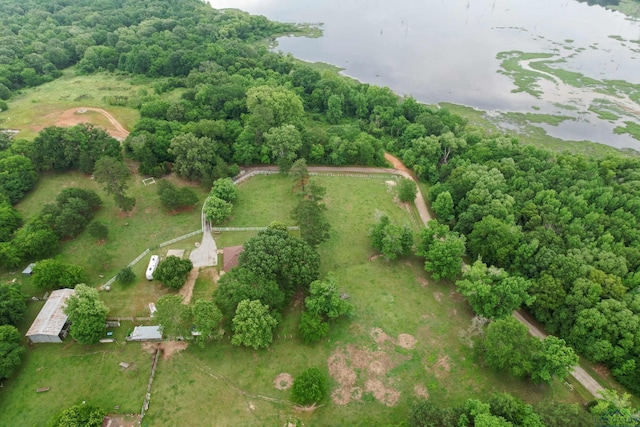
513, 310, 605, 397
53, 107, 130, 140
179, 268, 200, 304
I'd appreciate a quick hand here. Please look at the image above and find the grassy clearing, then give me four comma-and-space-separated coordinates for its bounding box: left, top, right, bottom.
0, 319, 152, 427
0, 69, 146, 140
139, 175, 584, 426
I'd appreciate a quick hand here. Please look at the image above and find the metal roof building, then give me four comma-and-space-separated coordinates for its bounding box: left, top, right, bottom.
26, 288, 75, 343
127, 325, 162, 341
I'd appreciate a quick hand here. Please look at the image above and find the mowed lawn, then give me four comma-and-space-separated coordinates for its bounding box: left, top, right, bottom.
143, 175, 581, 426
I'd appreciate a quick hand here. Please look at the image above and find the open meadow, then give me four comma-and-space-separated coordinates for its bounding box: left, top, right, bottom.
0, 173, 589, 426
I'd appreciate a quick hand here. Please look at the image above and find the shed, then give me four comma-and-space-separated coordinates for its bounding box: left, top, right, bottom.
223, 245, 244, 272
26, 288, 75, 343
22, 262, 36, 275
127, 325, 162, 342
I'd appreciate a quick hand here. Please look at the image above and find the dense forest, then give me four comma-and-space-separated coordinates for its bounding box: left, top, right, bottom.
0, 0, 639, 419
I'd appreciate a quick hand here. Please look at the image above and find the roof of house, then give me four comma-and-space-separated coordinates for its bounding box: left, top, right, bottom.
26, 288, 75, 337
129, 325, 162, 341
223, 245, 244, 272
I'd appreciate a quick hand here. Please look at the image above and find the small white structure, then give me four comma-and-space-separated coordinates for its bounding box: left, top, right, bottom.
127, 325, 162, 342
22, 262, 36, 275
26, 288, 75, 343
146, 255, 159, 280
148, 302, 157, 317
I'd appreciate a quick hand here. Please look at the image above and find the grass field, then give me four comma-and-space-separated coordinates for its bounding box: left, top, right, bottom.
0, 69, 146, 140
0, 174, 593, 426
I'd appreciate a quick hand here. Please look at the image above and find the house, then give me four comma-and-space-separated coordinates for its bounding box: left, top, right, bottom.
26, 288, 75, 343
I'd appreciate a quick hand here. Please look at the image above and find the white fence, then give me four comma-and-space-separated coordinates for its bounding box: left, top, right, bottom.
159, 229, 202, 247
211, 226, 300, 232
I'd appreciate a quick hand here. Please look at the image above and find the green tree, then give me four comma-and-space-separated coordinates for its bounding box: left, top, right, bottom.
153, 256, 193, 290
305, 273, 353, 320
483, 317, 535, 378
87, 220, 108, 240
245, 85, 304, 141
31, 259, 87, 290
210, 177, 238, 203
203, 196, 233, 224
192, 298, 223, 346
397, 178, 418, 203
48, 403, 105, 427
64, 284, 109, 345
264, 124, 302, 173
291, 198, 330, 247
0, 325, 25, 380
231, 299, 278, 350
456, 260, 534, 319
155, 295, 191, 339
298, 311, 329, 344
93, 157, 135, 213
169, 133, 217, 182
590, 389, 640, 427
0, 198, 21, 242
291, 367, 328, 406
530, 336, 578, 384
487, 393, 544, 427
0, 155, 38, 204
157, 180, 198, 212
214, 267, 285, 319
417, 220, 466, 281
116, 266, 136, 285
290, 158, 310, 192
369, 215, 413, 260
326, 94, 343, 124
432, 190, 455, 224
0, 282, 26, 327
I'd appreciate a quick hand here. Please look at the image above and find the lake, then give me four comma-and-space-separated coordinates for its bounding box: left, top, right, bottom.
207, 0, 640, 150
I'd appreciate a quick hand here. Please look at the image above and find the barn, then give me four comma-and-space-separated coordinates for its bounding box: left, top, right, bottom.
26, 288, 75, 343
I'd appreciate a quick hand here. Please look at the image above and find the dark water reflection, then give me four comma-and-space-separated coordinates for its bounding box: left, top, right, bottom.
208, 0, 640, 149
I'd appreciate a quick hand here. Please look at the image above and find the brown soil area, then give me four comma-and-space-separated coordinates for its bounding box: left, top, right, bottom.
102, 414, 141, 427
142, 341, 188, 360
397, 334, 417, 349
274, 373, 293, 390
179, 268, 200, 304
432, 291, 443, 303
42, 107, 130, 140
370, 327, 392, 346
414, 384, 429, 399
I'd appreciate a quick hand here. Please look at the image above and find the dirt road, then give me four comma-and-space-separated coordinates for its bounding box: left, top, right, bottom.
53, 107, 130, 140
513, 310, 605, 397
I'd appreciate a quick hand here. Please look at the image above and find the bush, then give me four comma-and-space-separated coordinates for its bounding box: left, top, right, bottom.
87, 220, 108, 240
210, 177, 238, 203
153, 256, 193, 289
397, 178, 417, 203
116, 266, 136, 285
291, 367, 328, 406
48, 403, 105, 427
298, 311, 329, 344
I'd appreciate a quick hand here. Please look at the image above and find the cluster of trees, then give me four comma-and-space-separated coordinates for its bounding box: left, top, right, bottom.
64, 284, 109, 345
31, 259, 86, 290
408, 392, 593, 427
0, 282, 26, 382
48, 403, 105, 427
214, 222, 320, 348
369, 215, 414, 261
154, 295, 222, 347
203, 177, 238, 224
290, 160, 331, 247
0, 188, 102, 269
156, 180, 198, 212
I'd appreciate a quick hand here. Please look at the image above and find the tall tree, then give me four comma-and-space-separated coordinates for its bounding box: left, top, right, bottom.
0, 325, 25, 380
192, 298, 223, 347
0, 283, 26, 327
155, 295, 191, 339
369, 215, 413, 260
64, 284, 109, 345
153, 256, 193, 290
231, 299, 278, 350
290, 158, 310, 192
264, 124, 302, 173
417, 220, 466, 281
93, 157, 135, 213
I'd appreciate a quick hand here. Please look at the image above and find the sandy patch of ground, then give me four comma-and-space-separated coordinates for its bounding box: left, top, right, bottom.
370, 327, 392, 346
432, 291, 443, 302
44, 107, 130, 140
274, 373, 293, 390
102, 414, 141, 427
329, 328, 416, 406
397, 334, 417, 349
142, 341, 188, 360
418, 277, 429, 287
414, 384, 429, 399
368, 253, 383, 261
179, 268, 200, 304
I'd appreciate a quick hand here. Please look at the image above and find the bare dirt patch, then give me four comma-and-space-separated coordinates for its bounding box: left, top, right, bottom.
102, 414, 141, 427
397, 334, 417, 349
365, 379, 401, 407
44, 107, 130, 140
418, 277, 429, 287
370, 327, 392, 346
274, 373, 293, 391
179, 268, 200, 304
142, 341, 188, 360
414, 384, 429, 399
368, 253, 383, 261
432, 291, 443, 303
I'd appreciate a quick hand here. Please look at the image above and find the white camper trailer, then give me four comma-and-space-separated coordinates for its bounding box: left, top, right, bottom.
146, 255, 159, 280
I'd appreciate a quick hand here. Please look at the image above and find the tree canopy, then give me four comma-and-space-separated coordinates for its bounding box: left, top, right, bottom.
64, 284, 109, 345
153, 256, 193, 290
0, 325, 25, 380
231, 299, 278, 350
